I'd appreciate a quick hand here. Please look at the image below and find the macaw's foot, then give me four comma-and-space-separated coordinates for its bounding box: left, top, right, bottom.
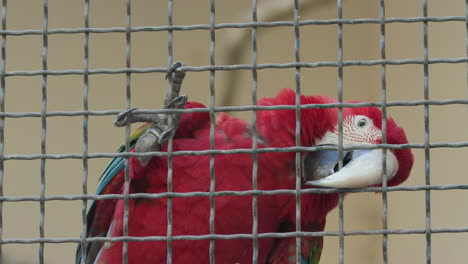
113, 61, 188, 166
134, 95, 188, 165
113, 95, 188, 165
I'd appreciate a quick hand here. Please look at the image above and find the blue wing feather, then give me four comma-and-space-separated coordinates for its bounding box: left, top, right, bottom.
92, 156, 125, 204
76, 124, 152, 264
75, 155, 126, 264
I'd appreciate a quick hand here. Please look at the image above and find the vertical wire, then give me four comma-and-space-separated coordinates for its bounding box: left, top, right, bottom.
166, 0, 174, 263
337, 0, 345, 263
208, 0, 216, 263
250, 0, 259, 263
0, 0, 6, 261
379, 0, 389, 263
293, 0, 302, 263
123, 0, 132, 263
466, 0, 468, 103
79, 0, 90, 263
39, 1, 48, 263
422, 0, 431, 263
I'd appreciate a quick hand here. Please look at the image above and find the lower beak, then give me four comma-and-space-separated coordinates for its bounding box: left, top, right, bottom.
304, 147, 399, 188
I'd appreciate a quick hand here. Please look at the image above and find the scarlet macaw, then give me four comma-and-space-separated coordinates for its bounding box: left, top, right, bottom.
76, 63, 413, 263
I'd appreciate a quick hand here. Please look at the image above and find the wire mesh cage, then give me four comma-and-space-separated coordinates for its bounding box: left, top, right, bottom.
1, 0, 468, 263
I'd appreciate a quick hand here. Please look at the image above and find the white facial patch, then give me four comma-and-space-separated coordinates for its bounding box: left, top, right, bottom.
305, 115, 400, 188
315, 115, 382, 146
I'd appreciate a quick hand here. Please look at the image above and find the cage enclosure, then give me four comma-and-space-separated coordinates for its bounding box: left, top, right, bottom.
1, 0, 468, 263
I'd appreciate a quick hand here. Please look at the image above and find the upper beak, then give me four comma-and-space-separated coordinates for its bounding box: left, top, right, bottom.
304, 147, 399, 188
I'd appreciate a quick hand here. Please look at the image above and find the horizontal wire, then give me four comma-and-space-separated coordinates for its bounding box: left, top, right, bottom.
0, 98, 467, 118
2, 142, 468, 161
3, 57, 468, 76
2, 226, 468, 244
0, 16, 465, 36
1, 183, 468, 202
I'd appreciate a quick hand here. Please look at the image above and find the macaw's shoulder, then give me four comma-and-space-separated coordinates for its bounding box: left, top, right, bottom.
256, 88, 338, 125
255, 89, 339, 147
174, 101, 210, 138
216, 113, 251, 138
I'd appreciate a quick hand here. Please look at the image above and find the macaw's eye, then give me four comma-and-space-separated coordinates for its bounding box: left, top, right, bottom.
357, 118, 367, 128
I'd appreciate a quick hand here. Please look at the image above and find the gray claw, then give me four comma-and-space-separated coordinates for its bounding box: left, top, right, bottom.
114, 108, 164, 127
166, 95, 188, 109
145, 127, 174, 144
114, 108, 138, 127
165, 61, 185, 80
157, 127, 175, 143
164, 62, 186, 107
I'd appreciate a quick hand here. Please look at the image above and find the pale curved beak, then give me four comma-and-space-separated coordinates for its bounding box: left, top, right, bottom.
304, 148, 399, 188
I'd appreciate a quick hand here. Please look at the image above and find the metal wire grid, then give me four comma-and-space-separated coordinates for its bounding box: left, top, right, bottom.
422, 0, 432, 262
122, 0, 132, 262
378, 0, 388, 262
0, 1, 466, 264
0, 1, 4, 263
208, 0, 216, 263
251, 1, 259, 263
39, 1, 48, 263
293, 1, 303, 263
79, 0, 90, 262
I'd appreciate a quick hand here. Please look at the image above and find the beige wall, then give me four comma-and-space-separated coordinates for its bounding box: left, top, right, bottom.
2, 0, 468, 263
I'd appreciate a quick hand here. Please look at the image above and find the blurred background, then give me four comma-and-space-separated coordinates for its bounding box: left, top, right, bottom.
2, 0, 468, 263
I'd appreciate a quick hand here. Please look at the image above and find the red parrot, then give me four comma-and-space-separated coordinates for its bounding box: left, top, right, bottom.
77, 88, 413, 264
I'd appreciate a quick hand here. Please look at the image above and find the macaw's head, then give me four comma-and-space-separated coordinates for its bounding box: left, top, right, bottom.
304, 105, 414, 188
258, 89, 413, 188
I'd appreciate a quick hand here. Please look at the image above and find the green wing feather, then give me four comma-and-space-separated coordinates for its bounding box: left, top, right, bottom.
303, 237, 323, 264
95, 123, 153, 195
76, 123, 153, 264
